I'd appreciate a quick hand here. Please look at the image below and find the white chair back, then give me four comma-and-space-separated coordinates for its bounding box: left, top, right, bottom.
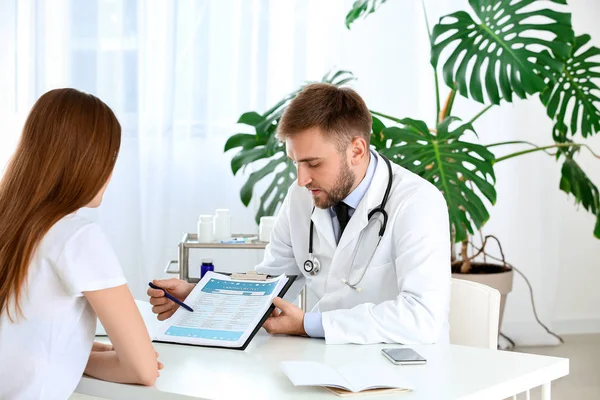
449, 278, 501, 349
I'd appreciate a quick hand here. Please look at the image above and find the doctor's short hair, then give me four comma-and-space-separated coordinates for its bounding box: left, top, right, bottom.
276, 83, 372, 150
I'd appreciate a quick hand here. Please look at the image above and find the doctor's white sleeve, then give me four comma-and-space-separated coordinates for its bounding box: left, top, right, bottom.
255, 187, 306, 303
321, 185, 451, 345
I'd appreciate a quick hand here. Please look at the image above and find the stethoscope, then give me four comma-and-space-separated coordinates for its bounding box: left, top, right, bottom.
303, 154, 393, 291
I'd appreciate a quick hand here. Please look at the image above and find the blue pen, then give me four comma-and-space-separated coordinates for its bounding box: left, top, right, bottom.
148, 282, 194, 312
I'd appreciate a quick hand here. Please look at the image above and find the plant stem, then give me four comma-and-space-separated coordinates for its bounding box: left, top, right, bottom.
467, 104, 494, 126
420, 0, 432, 40
370, 110, 404, 124
450, 229, 457, 262
460, 239, 471, 273
439, 90, 456, 123
490, 141, 600, 160
421, 0, 441, 126
493, 143, 593, 164
487, 140, 547, 148
485, 140, 557, 156
434, 73, 441, 126
494, 145, 561, 163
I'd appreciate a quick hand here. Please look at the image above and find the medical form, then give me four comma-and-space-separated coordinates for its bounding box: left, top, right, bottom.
153, 271, 292, 349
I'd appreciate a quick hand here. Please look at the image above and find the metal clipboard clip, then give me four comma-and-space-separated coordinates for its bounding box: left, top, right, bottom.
230, 270, 268, 281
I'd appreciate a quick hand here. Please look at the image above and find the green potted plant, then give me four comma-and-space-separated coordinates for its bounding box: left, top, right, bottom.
224, 0, 600, 331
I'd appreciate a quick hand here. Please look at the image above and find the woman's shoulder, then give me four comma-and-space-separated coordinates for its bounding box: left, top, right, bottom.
40, 214, 102, 253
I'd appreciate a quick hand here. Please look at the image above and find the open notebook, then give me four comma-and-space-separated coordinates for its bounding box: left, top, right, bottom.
280, 361, 414, 396
152, 271, 294, 350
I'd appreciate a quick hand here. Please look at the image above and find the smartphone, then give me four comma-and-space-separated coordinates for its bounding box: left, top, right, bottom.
381, 348, 427, 365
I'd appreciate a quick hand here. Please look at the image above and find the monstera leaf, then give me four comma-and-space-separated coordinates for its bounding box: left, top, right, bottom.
540, 34, 600, 140
345, 0, 388, 29
225, 70, 356, 223
559, 156, 600, 238
431, 0, 574, 105
374, 116, 496, 241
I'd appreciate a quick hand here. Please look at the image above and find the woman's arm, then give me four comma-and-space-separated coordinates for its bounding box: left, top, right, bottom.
84, 284, 161, 386
91, 342, 113, 352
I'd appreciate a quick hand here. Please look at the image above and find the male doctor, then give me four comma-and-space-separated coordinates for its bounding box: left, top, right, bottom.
148, 83, 451, 344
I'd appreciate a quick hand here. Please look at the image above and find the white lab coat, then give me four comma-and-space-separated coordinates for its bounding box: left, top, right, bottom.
256, 152, 450, 345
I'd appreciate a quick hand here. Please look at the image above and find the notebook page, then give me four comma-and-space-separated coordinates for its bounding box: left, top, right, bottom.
280, 361, 353, 391
337, 364, 414, 392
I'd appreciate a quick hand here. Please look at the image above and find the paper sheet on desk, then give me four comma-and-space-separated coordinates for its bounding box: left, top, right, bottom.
153, 271, 288, 348
95, 300, 163, 337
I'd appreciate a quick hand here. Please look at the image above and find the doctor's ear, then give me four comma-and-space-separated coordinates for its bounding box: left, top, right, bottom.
349, 137, 368, 165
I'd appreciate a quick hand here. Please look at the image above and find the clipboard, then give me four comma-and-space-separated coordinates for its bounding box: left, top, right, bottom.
153, 273, 297, 351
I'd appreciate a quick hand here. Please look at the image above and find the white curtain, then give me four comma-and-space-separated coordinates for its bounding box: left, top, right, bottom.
1, 0, 599, 344
0, 0, 361, 299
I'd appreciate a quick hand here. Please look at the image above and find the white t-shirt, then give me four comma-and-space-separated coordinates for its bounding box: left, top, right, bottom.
0, 214, 126, 400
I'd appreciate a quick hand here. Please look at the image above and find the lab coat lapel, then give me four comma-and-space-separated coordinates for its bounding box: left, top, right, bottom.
336, 153, 389, 252
310, 206, 336, 251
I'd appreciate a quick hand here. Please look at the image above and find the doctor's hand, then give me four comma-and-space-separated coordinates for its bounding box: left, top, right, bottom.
263, 297, 307, 336
147, 278, 195, 321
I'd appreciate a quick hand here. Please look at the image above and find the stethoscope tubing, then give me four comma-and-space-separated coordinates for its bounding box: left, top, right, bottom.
304, 154, 393, 289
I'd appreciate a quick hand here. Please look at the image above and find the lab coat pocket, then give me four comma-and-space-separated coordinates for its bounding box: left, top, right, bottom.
353, 261, 398, 303
346, 260, 392, 286
368, 260, 394, 270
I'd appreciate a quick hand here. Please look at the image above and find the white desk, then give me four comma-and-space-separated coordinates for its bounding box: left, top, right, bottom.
76, 332, 568, 400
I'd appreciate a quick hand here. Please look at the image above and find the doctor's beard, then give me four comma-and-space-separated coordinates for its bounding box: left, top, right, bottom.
308, 158, 356, 209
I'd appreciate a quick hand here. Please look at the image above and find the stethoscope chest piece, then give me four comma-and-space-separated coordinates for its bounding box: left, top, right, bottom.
303, 255, 321, 275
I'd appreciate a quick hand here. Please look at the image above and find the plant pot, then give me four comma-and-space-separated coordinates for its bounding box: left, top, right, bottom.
451, 262, 514, 333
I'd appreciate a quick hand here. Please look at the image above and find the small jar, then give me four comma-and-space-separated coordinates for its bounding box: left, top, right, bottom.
197, 215, 214, 243
200, 259, 215, 280
213, 208, 231, 242
259, 216, 277, 242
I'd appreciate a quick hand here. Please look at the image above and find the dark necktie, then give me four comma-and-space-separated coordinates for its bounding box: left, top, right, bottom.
334, 202, 350, 237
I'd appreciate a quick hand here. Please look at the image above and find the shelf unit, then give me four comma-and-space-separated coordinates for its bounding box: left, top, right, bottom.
164, 232, 307, 310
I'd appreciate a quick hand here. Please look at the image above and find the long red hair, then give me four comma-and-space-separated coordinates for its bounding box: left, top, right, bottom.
0, 88, 121, 320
